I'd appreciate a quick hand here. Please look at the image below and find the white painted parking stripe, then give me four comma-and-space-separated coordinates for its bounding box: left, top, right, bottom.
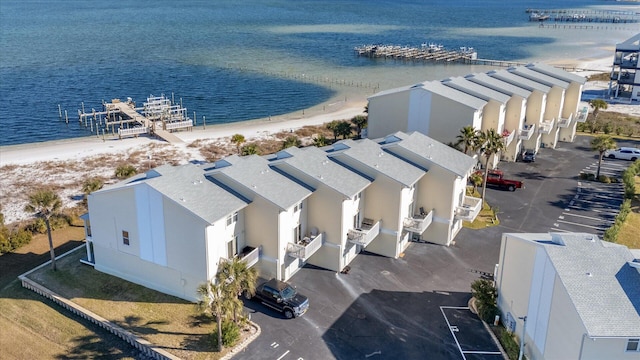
568, 205, 619, 214
550, 228, 571, 233
557, 220, 608, 231
562, 212, 611, 222
462, 350, 503, 355
276, 350, 290, 360
440, 307, 466, 360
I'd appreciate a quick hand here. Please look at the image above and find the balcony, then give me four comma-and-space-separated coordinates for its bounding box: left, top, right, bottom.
403, 208, 434, 235
518, 124, 535, 140
539, 119, 555, 134
348, 218, 381, 247
287, 232, 324, 261
502, 129, 515, 147
575, 107, 588, 123
238, 246, 260, 268
557, 114, 572, 128
455, 196, 482, 222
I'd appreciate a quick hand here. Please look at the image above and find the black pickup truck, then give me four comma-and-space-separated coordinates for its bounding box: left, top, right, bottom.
246, 278, 309, 319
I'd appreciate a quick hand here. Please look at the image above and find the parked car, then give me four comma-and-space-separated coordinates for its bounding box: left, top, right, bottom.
604, 147, 640, 161
475, 169, 524, 191
246, 278, 309, 319
522, 149, 536, 162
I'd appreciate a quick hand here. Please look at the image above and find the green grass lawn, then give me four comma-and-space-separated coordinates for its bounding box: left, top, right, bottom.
616, 176, 640, 249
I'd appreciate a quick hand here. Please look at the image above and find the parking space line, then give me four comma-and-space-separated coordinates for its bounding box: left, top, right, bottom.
550, 228, 571, 233
440, 306, 466, 360
562, 212, 613, 222
462, 350, 503, 355
276, 350, 290, 360
557, 220, 608, 231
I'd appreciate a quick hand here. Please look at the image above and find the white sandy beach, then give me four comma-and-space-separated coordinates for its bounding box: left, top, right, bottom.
1, 55, 638, 225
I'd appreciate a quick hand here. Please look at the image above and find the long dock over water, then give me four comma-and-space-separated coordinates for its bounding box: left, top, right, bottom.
354, 44, 477, 63
76, 95, 192, 143
527, 8, 640, 23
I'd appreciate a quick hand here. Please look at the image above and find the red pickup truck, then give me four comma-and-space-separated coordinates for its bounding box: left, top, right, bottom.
476, 170, 524, 191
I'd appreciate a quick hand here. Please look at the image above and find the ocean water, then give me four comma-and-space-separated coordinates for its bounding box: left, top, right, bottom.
0, 0, 637, 146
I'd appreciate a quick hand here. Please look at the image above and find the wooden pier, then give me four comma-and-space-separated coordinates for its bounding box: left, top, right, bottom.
527, 8, 640, 23
77, 95, 192, 143
354, 44, 477, 64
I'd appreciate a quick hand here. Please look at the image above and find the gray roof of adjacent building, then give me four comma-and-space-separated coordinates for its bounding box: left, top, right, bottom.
487, 69, 551, 93
508, 66, 570, 89
464, 73, 532, 99
207, 155, 312, 210
380, 131, 476, 177
329, 138, 425, 187
441, 76, 511, 104
272, 146, 371, 198
615, 33, 640, 52
144, 163, 248, 224
525, 63, 587, 85
512, 232, 640, 338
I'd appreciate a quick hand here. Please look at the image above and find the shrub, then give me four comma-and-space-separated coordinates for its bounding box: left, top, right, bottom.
599, 175, 611, 183
579, 172, 596, 181
604, 199, 632, 242
211, 320, 240, 349
471, 279, 498, 323
115, 164, 137, 179
0, 227, 32, 255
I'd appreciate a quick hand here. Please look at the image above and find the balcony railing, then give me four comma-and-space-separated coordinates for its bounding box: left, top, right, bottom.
164, 119, 193, 130
403, 209, 434, 235
348, 218, 381, 247
575, 107, 588, 123
557, 114, 572, 128
518, 124, 535, 140
455, 196, 482, 222
118, 126, 149, 137
502, 130, 515, 147
238, 246, 260, 268
287, 232, 324, 261
539, 118, 555, 134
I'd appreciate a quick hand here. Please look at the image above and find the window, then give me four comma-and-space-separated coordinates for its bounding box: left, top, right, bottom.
122, 230, 130, 246
293, 224, 301, 242
294, 201, 303, 212
354, 192, 362, 201
627, 339, 639, 352
226, 211, 238, 226
227, 235, 237, 258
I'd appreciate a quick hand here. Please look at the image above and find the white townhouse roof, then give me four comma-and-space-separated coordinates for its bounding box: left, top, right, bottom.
510, 232, 640, 338
329, 138, 424, 187
487, 69, 551, 93
146, 164, 248, 224
508, 66, 570, 90
368, 83, 413, 99
206, 155, 311, 210
615, 32, 640, 52
380, 131, 476, 178
441, 76, 511, 104
271, 146, 371, 199
525, 63, 587, 85
464, 73, 531, 99
415, 81, 487, 110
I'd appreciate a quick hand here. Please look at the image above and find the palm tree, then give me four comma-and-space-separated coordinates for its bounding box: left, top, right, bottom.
282, 136, 301, 149
115, 164, 137, 179
82, 177, 104, 205
240, 143, 260, 155
313, 134, 329, 147
469, 172, 483, 195
217, 257, 258, 322
456, 126, 480, 156
351, 115, 367, 139
478, 129, 506, 203
231, 134, 245, 154
589, 99, 608, 121
591, 135, 617, 179
25, 189, 62, 271
198, 281, 234, 352
326, 120, 340, 141
336, 121, 353, 139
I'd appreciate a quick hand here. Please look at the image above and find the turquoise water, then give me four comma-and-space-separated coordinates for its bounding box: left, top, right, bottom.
0, 0, 637, 145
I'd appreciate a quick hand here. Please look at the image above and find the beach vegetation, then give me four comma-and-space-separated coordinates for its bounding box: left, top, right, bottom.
114, 164, 137, 179
351, 115, 367, 139
313, 134, 330, 147
326, 120, 341, 141
231, 134, 245, 154
282, 136, 302, 149
241, 143, 261, 155
0, 207, 33, 255
81, 177, 104, 203
590, 135, 616, 179
24, 189, 62, 270
336, 121, 354, 139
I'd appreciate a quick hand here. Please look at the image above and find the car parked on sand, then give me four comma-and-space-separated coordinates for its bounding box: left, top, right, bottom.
246, 278, 309, 319
604, 147, 640, 161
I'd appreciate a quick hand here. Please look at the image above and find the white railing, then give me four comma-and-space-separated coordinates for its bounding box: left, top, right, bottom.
575, 108, 588, 123
286, 233, 324, 261
164, 119, 193, 130
238, 246, 260, 268
557, 114, 572, 128
403, 209, 434, 234
455, 196, 482, 222
539, 118, 555, 134
118, 127, 149, 137
347, 219, 381, 247
518, 124, 535, 140
502, 130, 515, 147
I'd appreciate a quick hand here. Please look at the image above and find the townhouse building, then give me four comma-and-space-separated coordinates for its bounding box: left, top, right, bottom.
608, 33, 640, 101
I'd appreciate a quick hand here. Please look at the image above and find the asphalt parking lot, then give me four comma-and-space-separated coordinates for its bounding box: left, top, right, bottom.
235, 135, 637, 360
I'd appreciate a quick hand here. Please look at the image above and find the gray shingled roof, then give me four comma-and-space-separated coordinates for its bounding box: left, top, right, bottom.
418, 81, 487, 110
525, 63, 586, 85
464, 73, 531, 99
329, 139, 424, 187
441, 77, 511, 104
273, 146, 370, 198
488, 69, 551, 93
145, 164, 247, 224
508, 66, 570, 89
532, 233, 640, 337
207, 155, 311, 210
381, 131, 476, 177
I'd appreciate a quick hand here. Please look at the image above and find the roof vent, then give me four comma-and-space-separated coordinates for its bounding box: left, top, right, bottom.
586, 272, 593, 277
